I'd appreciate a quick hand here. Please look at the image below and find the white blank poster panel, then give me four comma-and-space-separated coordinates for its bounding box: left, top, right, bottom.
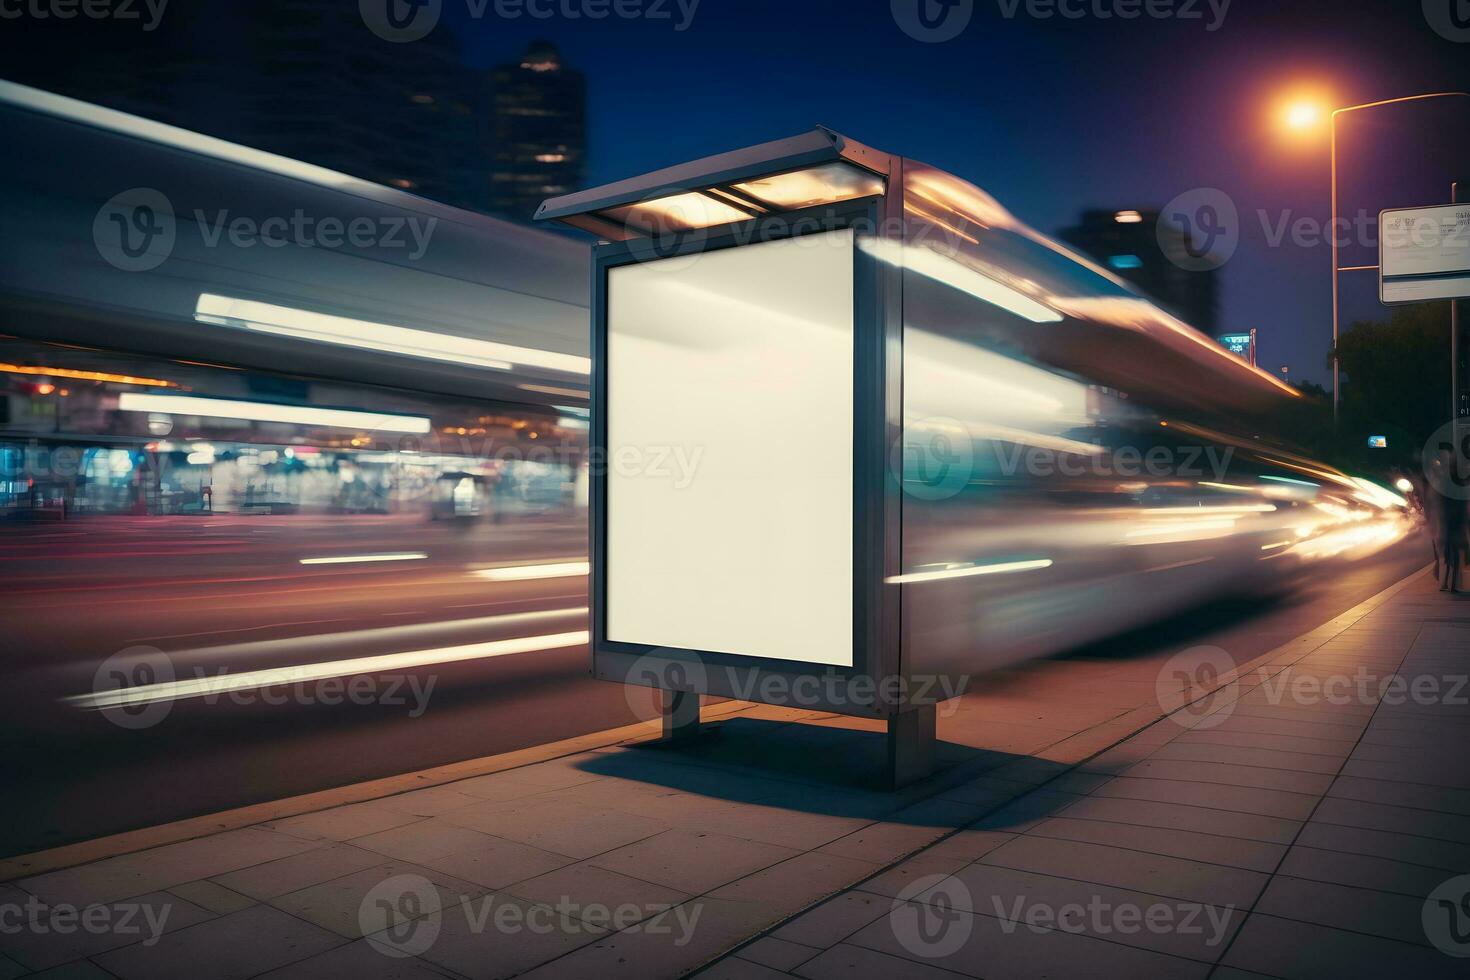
606, 229, 855, 666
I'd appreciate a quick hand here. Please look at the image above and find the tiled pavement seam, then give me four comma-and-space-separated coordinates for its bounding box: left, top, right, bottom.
0, 567, 1437, 979
700, 568, 1470, 980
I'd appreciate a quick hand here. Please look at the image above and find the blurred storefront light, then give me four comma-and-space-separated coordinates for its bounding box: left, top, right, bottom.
117, 392, 431, 434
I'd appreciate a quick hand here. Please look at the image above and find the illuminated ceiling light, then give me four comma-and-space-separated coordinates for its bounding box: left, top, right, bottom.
194, 293, 590, 376
731, 162, 885, 211
0, 363, 175, 387
887, 558, 1053, 585
117, 391, 431, 434
1114, 210, 1144, 224
859, 239, 1063, 323
602, 192, 753, 233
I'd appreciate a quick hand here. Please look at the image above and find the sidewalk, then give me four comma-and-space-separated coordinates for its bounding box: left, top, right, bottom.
1, 567, 1464, 979
703, 569, 1470, 980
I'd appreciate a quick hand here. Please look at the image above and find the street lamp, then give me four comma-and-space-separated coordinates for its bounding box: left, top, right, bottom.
1328, 93, 1468, 425
1279, 91, 1470, 425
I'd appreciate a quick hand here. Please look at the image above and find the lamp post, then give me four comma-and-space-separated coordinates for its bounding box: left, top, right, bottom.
1326, 92, 1470, 425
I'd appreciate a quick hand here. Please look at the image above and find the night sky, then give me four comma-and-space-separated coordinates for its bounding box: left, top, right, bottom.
446, 0, 1469, 386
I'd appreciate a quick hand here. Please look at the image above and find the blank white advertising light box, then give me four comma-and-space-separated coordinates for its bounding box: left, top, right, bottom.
605, 228, 855, 667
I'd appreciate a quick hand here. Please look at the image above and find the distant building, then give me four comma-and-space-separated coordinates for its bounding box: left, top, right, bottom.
1059, 209, 1220, 332
0, 6, 585, 220
484, 41, 587, 222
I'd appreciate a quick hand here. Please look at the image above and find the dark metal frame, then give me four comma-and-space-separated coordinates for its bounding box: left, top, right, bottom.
586, 180, 907, 718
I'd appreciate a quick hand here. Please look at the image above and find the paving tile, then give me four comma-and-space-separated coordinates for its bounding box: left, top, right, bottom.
694, 957, 799, 980
1146, 743, 1346, 775
1222, 912, 1463, 979
505, 862, 690, 923
351, 819, 502, 866
92, 904, 344, 980
1123, 758, 1335, 795
1294, 821, 1470, 871
770, 891, 890, 949
1060, 795, 1302, 845
590, 829, 799, 895
1312, 797, 1470, 843
403, 896, 607, 980
939, 863, 1243, 963
735, 936, 821, 971
212, 842, 387, 900
369, 786, 487, 818
1328, 775, 1470, 815
1253, 875, 1429, 945
858, 853, 972, 899
19, 962, 119, 980
1174, 730, 1355, 758
0, 890, 215, 972
709, 852, 879, 908
442, 799, 670, 859
1277, 844, 1449, 898
848, 902, 1211, 979
262, 804, 425, 843
269, 861, 484, 940
979, 833, 1267, 908
1026, 817, 1286, 873
415, 834, 575, 890
794, 942, 970, 980
512, 896, 780, 980
1092, 776, 1318, 820
255, 937, 459, 979
815, 821, 949, 865
21, 829, 325, 906
167, 879, 256, 915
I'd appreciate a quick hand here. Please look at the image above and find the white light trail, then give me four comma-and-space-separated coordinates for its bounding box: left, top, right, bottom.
300, 553, 428, 565
887, 558, 1053, 585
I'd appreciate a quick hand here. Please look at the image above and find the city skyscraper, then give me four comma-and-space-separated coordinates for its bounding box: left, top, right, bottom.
1060, 208, 1220, 333
484, 41, 587, 222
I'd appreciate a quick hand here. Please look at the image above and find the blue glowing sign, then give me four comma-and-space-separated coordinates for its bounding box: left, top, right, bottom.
1367, 435, 1387, 448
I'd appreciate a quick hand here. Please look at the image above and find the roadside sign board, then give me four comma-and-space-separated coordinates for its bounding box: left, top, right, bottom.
1216, 330, 1256, 366
1380, 204, 1470, 304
